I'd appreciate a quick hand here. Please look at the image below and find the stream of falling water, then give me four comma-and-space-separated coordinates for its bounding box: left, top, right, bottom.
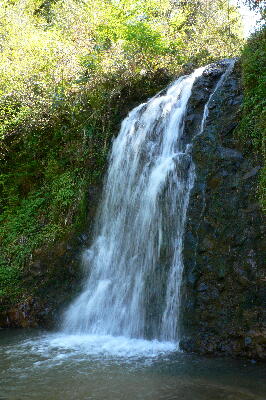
62, 61, 234, 350
3, 59, 262, 400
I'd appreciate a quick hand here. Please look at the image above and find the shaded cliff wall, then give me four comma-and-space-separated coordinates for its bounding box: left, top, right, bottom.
181, 61, 265, 359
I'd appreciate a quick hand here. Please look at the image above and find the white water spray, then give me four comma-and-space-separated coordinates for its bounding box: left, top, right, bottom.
63, 62, 233, 348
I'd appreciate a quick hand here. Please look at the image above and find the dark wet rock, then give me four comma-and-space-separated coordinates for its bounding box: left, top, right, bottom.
243, 167, 261, 180
198, 283, 209, 292
244, 337, 252, 346
218, 146, 243, 160
181, 60, 266, 360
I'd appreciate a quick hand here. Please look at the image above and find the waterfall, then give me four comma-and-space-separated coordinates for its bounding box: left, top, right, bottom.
63, 62, 233, 345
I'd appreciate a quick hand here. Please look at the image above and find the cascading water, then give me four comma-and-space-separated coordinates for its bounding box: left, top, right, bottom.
2, 59, 264, 400
63, 62, 234, 347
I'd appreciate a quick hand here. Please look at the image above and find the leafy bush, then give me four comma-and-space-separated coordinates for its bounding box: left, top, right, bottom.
239, 26, 266, 211
0, 265, 21, 300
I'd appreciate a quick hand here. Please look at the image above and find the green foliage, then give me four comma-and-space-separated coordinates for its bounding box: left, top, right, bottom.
0, 265, 21, 300
238, 26, 266, 211
0, 0, 244, 307
243, 0, 266, 14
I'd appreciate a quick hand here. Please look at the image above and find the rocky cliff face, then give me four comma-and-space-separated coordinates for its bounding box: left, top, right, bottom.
180, 60, 265, 359
1, 60, 265, 361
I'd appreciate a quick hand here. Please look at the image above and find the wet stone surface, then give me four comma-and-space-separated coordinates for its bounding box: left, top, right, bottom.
181, 60, 265, 359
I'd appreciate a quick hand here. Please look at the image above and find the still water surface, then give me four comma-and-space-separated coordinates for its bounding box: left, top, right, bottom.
0, 330, 265, 400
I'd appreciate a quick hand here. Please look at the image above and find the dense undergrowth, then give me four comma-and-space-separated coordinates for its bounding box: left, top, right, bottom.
0, 0, 244, 308
239, 25, 266, 211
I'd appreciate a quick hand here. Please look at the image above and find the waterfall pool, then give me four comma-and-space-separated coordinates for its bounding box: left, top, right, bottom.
1, 61, 263, 400
1, 329, 265, 400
